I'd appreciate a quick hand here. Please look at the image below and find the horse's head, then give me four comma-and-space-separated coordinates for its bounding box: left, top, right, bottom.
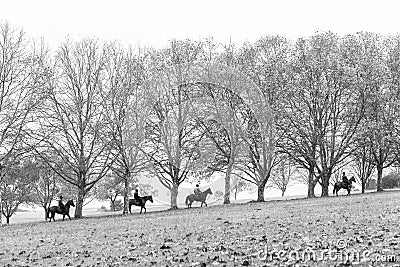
66, 200, 75, 207
204, 188, 213, 195
349, 177, 356, 183
148, 196, 153, 203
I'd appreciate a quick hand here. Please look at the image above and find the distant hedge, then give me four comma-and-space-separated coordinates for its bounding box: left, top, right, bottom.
382, 173, 400, 189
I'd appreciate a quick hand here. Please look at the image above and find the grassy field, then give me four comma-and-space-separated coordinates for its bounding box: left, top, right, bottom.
0, 191, 399, 266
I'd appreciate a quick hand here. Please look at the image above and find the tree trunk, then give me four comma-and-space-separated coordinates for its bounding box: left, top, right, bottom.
321, 173, 330, 197
43, 206, 48, 220
321, 177, 329, 197
224, 162, 233, 204
0, 195, 2, 225
257, 179, 268, 202
170, 184, 179, 209
6, 216, 10, 224
307, 168, 317, 198
281, 189, 285, 197
75, 182, 85, 218
361, 175, 366, 194
377, 164, 384, 192
123, 174, 129, 214
110, 199, 116, 211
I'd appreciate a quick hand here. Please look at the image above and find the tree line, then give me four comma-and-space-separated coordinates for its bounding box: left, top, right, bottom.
1, 21, 400, 224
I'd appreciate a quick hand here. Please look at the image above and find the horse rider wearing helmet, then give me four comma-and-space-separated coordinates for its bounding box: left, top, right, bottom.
194, 184, 202, 197
342, 172, 349, 185
134, 188, 141, 204
134, 188, 140, 200
58, 195, 65, 211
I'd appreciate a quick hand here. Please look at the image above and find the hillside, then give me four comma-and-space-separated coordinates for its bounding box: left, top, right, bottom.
0, 191, 399, 266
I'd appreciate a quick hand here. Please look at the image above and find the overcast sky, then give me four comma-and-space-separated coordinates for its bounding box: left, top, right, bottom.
1, 0, 400, 48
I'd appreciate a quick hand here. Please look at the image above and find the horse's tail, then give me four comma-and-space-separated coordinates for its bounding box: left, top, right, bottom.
185, 195, 189, 206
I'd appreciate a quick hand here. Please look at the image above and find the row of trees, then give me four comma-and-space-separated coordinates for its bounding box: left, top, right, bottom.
1, 21, 400, 223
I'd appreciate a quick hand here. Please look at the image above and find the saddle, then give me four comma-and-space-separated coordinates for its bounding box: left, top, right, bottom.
339, 181, 351, 189
193, 193, 204, 200
132, 199, 142, 205
57, 207, 65, 213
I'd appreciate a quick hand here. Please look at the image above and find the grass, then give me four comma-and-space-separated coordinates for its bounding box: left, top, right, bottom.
0, 191, 399, 266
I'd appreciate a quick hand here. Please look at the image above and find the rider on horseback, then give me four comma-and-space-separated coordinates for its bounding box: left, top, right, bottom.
186, 187, 213, 208
133, 188, 141, 204
342, 172, 349, 185
194, 184, 201, 197
58, 195, 65, 212
334, 174, 356, 196
134, 188, 140, 200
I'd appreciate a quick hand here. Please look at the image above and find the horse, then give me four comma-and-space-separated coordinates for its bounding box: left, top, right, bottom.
333, 177, 356, 196
128, 195, 153, 214
47, 200, 75, 222
185, 188, 213, 208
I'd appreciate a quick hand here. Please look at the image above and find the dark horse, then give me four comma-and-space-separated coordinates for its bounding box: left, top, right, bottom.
128, 195, 153, 214
47, 200, 75, 222
185, 188, 213, 208
333, 177, 356, 196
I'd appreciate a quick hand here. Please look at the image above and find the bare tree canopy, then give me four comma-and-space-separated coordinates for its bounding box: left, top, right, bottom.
3, 20, 400, 220
33, 39, 114, 218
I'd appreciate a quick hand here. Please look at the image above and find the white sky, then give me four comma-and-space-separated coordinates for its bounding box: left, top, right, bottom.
1, 0, 400, 49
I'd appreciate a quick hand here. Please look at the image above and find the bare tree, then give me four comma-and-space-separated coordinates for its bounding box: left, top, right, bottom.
213, 43, 247, 204
144, 40, 206, 209
350, 136, 376, 193
0, 22, 49, 223
102, 43, 149, 214
34, 39, 114, 218
1, 159, 34, 224
95, 172, 124, 211
286, 32, 365, 197
380, 34, 400, 190
29, 155, 60, 220
213, 189, 224, 200
269, 157, 298, 197
346, 33, 398, 192
231, 175, 251, 200
231, 37, 290, 201
195, 96, 244, 205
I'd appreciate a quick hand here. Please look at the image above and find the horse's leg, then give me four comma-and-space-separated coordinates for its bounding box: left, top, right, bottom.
68, 214, 71, 220
129, 204, 132, 214
144, 206, 146, 214
63, 214, 65, 221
